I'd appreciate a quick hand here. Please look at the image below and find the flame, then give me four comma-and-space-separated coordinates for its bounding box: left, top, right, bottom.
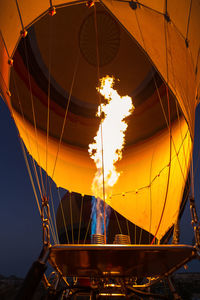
88, 76, 134, 200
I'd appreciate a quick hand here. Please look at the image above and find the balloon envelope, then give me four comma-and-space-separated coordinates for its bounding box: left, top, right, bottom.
0, 1, 199, 240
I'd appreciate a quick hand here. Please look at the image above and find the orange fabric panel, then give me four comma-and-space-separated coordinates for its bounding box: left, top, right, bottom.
138, 0, 165, 13
101, 0, 197, 135
168, 0, 191, 38
0, 0, 21, 57
0, 33, 12, 109
166, 21, 196, 134
16, 0, 49, 29
188, 0, 200, 74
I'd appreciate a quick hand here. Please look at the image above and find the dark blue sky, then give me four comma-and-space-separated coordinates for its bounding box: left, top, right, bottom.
0, 98, 199, 277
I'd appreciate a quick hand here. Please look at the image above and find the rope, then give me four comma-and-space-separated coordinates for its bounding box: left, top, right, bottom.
148, 151, 154, 243
190, 157, 195, 199
139, 228, 143, 244
134, 0, 191, 181
0, 68, 10, 100
172, 101, 191, 236
0, 30, 10, 58
175, 96, 188, 173
151, 53, 187, 187
114, 210, 122, 234
134, 9, 169, 244
162, 180, 190, 244
155, 79, 187, 184
194, 144, 200, 176
23, 38, 46, 196
11, 71, 43, 200
113, 0, 164, 17
151, 87, 172, 243
78, 194, 84, 244
151, 18, 172, 244
46, 16, 52, 194
186, 0, 193, 41
111, 127, 189, 197
57, 188, 69, 244
134, 224, 137, 244
195, 48, 200, 76
50, 52, 80, 188
43, 16, 60, 245
184, 1, 196, 203
11, 58, 63, 246
126, 218, 130, 237
49, 179, 59, 243
10, 75, 56, 243
93, 3, 107, 244
15, 0, 25, 31
164, 22, 191, 198
44, 204, 57, 244
84, 217, 91, 244
11, 71, 57, 245
134, 8, 190, 243
69, 192, 74, 244
19, 138, 41, 214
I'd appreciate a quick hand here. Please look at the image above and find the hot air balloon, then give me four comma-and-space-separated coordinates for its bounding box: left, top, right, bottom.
0, 0, 200, 299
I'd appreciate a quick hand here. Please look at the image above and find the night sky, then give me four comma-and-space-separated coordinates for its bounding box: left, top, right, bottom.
0, 97, 199, 278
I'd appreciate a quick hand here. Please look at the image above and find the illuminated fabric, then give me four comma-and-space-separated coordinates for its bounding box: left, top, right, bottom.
0, 1, 199, 240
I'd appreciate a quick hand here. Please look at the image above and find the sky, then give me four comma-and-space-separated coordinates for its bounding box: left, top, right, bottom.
0, 97, 199, 278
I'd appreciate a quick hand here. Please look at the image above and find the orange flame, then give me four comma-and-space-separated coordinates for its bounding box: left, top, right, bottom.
89, 76, 134, 200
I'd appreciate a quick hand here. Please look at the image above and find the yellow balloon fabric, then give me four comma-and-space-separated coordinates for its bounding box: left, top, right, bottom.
0, 1, 199, 240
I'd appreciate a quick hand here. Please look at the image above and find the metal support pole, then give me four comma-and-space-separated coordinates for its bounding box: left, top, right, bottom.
14, 248, 50, 300
172, 219, 180, 244
41, 195, 51, 248
167, 277, 182, 300
189, 197, 200, 248
15, 195, 51, 300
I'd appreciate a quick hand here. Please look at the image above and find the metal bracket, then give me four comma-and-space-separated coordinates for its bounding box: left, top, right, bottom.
189, 197, 200, 248
41, 195, 50, 247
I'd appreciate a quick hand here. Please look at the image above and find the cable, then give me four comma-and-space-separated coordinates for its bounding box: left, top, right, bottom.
11, 71, 43, 200
46, 15, 52, 194
19, 138, 41, 214
126, 218, 130, 237
23, 37, 46, 195
69, 192, 74, 244
57, 188, 69, 244
93, 3, 107, 244
114, 210, 122, 234
78, 194, 84, 244
49, 52, 80, 190
84, 216, 92, 244
49, 179, 59, 243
